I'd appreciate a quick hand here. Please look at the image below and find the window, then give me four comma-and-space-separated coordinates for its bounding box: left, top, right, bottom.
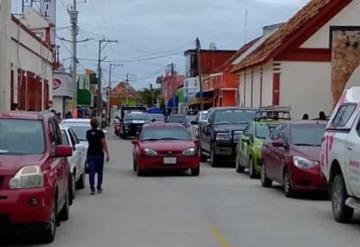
290, 124, 326, 147
332, 104, 356, 127
61, 130, 70, 146
141, 128, 191, 141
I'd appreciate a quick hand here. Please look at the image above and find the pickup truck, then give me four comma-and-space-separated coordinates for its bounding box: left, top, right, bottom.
198, 107, 256, 167
320, 87, 360, 223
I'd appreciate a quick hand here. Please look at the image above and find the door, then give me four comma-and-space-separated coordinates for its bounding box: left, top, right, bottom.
272, 124, 288, 182
68, 130, 82, 180
239, 124, 253, 167
265, 124, 285, 180
345, 118, 360, 198
202, 112, 215, 152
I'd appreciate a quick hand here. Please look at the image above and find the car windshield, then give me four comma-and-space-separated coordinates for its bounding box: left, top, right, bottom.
167, 115, 186, 123
255, 123, 278, 139
0, 119, 45, 155
141, 128, 191, 141
126, 113, 148, 121
148, 114, 165, 122
290, 124, 326, 147
214, 110, 254, 125
62, 124, 89, 141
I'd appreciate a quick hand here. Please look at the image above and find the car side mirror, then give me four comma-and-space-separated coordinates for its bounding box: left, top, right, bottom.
131, 140, 139, 145
191, 120, 199, 125
272, 139, 288, 149
55, 145, 73, 157
241, 136, 250, 143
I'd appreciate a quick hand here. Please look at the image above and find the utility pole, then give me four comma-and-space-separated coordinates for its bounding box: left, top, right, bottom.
0, 0, 11, 112
107, 63, 121, 124
196, 37, 204, 111
97, 38, 118, 118
69, 0, 79, 116
150, 83, 153, 107
171, 63, 176, 113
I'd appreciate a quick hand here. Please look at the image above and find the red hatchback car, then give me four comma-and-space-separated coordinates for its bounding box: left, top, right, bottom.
260, 121, 328, 197
132, 123, 200, 176
0, 111, 73, 243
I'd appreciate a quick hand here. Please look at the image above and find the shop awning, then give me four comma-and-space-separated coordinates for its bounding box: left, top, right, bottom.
77, 89, 91, 106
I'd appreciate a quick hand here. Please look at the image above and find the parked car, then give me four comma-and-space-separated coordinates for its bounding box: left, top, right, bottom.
60, 127, 86, 200
166, 114, 187, 126
120, 106, 147, 120
132, 123, 200, 176
198, 107, 257, 166
0, 111, 73, 243
320, 87, 360, 223
236, 106, 291, 177
148, 113, 165, 122
236, 121, 280, 177
261, 120, 327, 197
120, 112, 149, 139
61, 118, 91, 150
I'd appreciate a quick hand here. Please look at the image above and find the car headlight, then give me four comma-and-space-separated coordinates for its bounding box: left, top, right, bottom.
144, 148, 157, 157
9, 165, 44, 189
293, 156, 318, 169
183, 147, 196, 156
216, 132, 230, 141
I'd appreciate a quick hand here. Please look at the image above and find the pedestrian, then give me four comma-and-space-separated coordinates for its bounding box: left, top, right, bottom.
302, 113, 309, 120
86, 117, 110, 195
319, 111, 327, 120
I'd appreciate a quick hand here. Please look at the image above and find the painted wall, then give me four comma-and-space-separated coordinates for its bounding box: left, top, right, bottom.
301, 0, 360, 49
280, 61, 332, 119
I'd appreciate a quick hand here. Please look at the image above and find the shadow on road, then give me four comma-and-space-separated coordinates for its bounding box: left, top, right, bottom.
0, 231, 42, 246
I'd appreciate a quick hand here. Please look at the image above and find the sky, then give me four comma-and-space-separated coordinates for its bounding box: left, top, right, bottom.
13, 0, 309, 89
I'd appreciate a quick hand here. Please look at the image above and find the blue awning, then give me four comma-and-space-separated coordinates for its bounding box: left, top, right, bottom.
196, 91, 213, 98
167, 97, 178, 108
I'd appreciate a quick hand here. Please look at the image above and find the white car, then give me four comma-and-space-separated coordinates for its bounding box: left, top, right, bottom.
60, 127, 86, 200
61, 118, 91, 149
320, 87, 360, 223
189, 111, 208, 139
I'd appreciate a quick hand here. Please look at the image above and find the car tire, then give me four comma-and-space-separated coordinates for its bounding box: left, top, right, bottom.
331, 174, 354, 223
59, 191, 70, 221
261, 161, 272, 187
236, 154, 245, 173
248, 158, 257, 179
76, 173, 85, 190
40, 196, 57, 244
210, 144, 218, 167
69, 175, 75, 205
283, 169, 295, 198
133, 158, 137, 172
200, 150, 207, 162
191, 167, 200, 176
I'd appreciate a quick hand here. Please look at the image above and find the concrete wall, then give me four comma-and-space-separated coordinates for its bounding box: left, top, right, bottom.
279, 61, 332, 119
301, 0, 360, 49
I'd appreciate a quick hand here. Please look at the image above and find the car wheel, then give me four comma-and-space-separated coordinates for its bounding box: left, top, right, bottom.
236, 154, 245, 173
261, 162, 272, 187
331, 174, 354, 223
248, 158, 257, 179
210, 144, 218, 167
136, 163, 144, 176
69, 174, 75, 205
133, 158, 137, 172
40, 196, 57, 243
191, 167, 200, 176
59, 191, 70, 221
200, 150, 207, 162
283, 169, 295, 198
76, 173, 85, 190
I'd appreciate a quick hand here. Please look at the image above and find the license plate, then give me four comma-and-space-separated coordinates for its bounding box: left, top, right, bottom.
164, 157, 176, 165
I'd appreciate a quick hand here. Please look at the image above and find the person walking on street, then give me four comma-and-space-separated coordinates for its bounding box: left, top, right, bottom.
87, 117, 110, 195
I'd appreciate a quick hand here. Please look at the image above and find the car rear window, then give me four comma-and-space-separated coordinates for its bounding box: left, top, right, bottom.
255, 123, 278, 139
141, 128, 191, 141
290, 124, 326, 147
214, 110, 254, 125
0, 119, 45, 155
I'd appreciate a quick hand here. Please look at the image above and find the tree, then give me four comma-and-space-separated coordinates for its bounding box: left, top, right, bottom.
138, 88, 161, 107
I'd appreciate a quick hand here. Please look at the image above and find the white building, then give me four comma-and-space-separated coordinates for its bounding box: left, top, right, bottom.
232, 0, 360, 119
0, 1, 54, 112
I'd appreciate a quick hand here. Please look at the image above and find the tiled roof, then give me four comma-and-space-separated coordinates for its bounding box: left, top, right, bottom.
233, 0, 338, 71
111, 82, 138, 98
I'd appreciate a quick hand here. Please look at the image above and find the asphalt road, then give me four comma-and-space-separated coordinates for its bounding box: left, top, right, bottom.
2, 133, 360, 247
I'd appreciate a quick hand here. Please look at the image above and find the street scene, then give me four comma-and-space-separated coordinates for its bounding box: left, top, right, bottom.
1, 0, 360, 246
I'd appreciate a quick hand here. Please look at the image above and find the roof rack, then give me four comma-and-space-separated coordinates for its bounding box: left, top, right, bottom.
254, 106, 291, 121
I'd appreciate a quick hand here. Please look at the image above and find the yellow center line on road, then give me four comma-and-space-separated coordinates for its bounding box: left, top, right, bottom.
208, 224, 232, 247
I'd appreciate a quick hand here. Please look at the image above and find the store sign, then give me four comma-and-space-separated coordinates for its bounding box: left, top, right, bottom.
53, 72, 75, 98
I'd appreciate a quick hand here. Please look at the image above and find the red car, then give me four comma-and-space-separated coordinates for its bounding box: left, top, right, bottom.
260, 120, 327, 197
132, 123, 200, 176
0, 111, 73, 243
